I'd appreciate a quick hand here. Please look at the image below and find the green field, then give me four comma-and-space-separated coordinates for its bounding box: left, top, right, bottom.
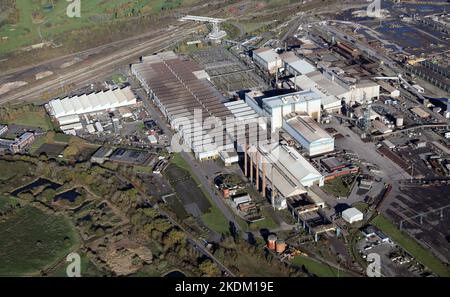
111, 73, 127, 85
0, 206, 79, 276
371, 214, 450, 277
240, 21, 272, 34
0, 0, 192, 55
1, 109, 54, 130
170, 153, 191, 171
323, 175, 355, 198
0, 159, 30, 181
30, 132, 72, 155
250, 207, 279, 230
251, 217, 278, 230
0, 195, 19, 211
291, 256, 349, 277
201, 204, 230, 234
54, 133, 72, 143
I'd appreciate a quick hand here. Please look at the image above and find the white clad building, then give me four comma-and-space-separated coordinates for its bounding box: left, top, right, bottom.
232, 195, 252, 206
283, 112, 334, 156
245, 90, 322, 133
47, 87, 137, 121
342, 208, 364, 224
280, 51, 316, 76
253, 47, 282, 74
57, 114, 81, 126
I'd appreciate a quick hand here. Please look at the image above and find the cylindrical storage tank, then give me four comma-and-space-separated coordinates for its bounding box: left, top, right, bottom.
395, 116, 404, 127
267, 235, 277, 250
222, 188, 230, 199
275, 240, 286, 253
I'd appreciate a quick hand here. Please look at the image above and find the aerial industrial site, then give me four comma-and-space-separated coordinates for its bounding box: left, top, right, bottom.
0, 0, 448, 284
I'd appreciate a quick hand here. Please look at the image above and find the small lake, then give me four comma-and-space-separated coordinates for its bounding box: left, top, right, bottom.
11, 178, 62, 196
54, 189, 81, 203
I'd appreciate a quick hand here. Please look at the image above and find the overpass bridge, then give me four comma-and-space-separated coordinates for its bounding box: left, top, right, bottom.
180, 15, 227, 41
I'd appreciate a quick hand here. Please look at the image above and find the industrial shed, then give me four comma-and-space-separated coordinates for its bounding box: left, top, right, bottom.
280, 51, 317, 76
252, 47, 282, 74
283, 112, 334, 156
131, 51, 234, 161
47, 87, 137, 120
372, 120, 393, 134
245, 90, 322, 133
342, 207, 363, 224
290, 71, 380, 105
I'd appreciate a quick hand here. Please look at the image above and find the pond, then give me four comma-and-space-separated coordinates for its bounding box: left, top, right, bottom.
54, 189, 81, 203
11, 178, 62, 197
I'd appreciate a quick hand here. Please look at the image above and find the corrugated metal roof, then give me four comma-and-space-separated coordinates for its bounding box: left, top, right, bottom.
254, 47, 280, 63
48, 87, 137, 118
284, 112, 333, 144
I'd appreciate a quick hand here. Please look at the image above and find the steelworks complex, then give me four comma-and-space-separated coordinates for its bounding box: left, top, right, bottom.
43, 45, 390, 213
129, 51, 346, 210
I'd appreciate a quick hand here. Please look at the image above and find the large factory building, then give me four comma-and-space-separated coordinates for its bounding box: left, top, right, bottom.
245, 90, 322, 133
283, 112, 334, 156
131, 51, 240, 162
252, 47, 282, 74
243, 142, 324, 210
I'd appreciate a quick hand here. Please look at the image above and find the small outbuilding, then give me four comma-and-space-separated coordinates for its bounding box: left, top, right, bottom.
342, 207, 363, 224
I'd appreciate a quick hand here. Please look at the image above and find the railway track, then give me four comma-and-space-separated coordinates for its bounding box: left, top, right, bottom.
0, 24, 201, 105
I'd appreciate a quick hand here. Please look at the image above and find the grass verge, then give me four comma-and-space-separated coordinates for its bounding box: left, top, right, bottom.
291, 256, 350, 277
371, 214, 450, 277
0, 206, 79, 276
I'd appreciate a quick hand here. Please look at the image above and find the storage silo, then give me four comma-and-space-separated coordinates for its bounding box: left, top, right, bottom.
267, 235, 277, 250
275, 240, 287, 253
395, 115, 404, 127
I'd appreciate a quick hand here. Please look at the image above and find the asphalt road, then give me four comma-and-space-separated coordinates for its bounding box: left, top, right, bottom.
135, 86, 249, 242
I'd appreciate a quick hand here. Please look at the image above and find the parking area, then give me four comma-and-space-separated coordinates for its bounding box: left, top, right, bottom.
357, 236, 416, 277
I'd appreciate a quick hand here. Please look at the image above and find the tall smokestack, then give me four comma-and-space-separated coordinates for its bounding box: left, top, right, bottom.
256, 151, 260, 191
250, 148, 254, 183
262, 161, 266, 198
244, 143, 248, 177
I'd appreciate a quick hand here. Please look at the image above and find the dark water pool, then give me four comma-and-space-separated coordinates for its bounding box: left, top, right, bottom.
54, 189, 81, 203
11, 178, 61, 196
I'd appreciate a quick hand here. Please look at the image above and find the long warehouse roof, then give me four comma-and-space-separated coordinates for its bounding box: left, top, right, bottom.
132, 52, 232, 122
48, 87, 137, 119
